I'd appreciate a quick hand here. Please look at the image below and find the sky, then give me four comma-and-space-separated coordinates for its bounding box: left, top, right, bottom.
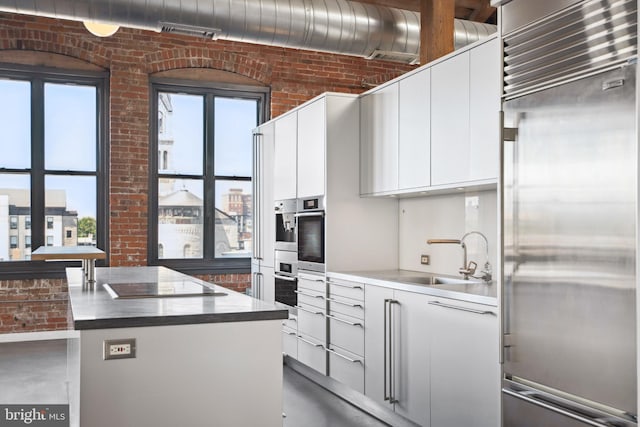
0, 79, 257, 217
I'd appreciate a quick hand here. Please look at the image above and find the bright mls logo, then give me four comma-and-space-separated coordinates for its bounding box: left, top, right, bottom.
0, 405, 69, 426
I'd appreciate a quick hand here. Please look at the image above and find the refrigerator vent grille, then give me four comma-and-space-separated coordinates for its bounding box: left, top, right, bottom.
503, 0, 637, 98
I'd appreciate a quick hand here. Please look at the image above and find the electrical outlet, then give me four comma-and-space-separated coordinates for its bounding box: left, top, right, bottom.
104, 338, 136, 360
420, 255, 430, 265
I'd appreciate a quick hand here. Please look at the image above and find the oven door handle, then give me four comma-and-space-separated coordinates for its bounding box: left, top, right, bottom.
294, 212, 325, 217
274, 274, 297, 282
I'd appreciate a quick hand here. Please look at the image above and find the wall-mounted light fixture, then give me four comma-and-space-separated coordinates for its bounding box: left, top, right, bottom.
83, 21, 120, 37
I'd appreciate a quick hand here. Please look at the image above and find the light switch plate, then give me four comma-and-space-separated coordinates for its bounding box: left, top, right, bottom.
104, 338, 136, 360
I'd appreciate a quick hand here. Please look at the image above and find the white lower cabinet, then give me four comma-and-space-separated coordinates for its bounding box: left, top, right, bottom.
427, 297, 499, 427
364, 284, 430, 426
296, 272, 327, 375
327, 345, 364, 394
282, 315, 298, 359
327, 277, 365, 393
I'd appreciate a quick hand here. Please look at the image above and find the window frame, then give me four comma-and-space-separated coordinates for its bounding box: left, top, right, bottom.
0, 64, 109, 279
148, 78, 269, 274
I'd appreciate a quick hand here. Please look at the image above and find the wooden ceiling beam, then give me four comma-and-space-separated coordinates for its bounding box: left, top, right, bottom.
420, 0, 455, 64
468, 0, 496, 22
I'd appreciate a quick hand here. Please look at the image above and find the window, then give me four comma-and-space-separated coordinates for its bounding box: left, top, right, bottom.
0, 66, 108, 275
66, 230, 72, 239
9, 236, 17, 249
149, 81, 268, 273
25, 236, 31, 248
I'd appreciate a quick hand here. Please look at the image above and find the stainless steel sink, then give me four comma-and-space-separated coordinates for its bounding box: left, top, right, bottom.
397, 275, 483, 286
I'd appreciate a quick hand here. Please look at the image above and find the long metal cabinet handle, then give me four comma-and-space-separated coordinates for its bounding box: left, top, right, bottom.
327, 281, 363, 290
389, 300, 398, 404
282, 330, 296, 336
252, 133, 258, 260
383, 299, 390, 402
297, 336, 324, 348
327, 348, 363, 364
274, 274, 297, 282
428, 301, 495, 316
294, 289, 325, 298
258, 272, 263, 300
326, 314, 362, 327
295, 305, 324, 316
384, 298, 399, 404
326, 297, 363, 308
502, 388, 611, 427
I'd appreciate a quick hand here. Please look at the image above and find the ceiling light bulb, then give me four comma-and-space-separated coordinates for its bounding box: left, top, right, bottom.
83, 21, 120, 37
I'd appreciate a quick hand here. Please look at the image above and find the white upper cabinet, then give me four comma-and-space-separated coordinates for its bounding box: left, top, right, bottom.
431, 51, 471, 186
469, 38, 500, 182
297, 98, 326, 198
273, 112, 297, 200
398, 68, 431, 190
360, 84, 399, 195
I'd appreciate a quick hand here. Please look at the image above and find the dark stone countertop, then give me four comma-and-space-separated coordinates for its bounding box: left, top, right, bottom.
67, 266, 289, 330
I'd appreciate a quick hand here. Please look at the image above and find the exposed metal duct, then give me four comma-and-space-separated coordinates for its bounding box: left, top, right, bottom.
0, 0, 496, 63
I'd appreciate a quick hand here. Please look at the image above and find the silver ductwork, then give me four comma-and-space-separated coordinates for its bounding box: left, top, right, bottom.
0, 0, 496, 63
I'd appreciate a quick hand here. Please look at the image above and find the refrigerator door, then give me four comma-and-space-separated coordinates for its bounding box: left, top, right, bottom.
503, 65, 637, 416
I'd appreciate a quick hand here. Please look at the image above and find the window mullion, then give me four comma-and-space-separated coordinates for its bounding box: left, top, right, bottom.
203, 93, 216, 260
31, 78, 45, 251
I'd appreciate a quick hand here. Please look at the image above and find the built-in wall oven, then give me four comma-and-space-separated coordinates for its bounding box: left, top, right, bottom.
274, 249, 298, 307
296, 196, 325, 273
274, 199, 297, 252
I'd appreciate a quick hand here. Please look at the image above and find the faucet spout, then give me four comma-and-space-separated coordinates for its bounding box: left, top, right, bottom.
427, 231, 492, 282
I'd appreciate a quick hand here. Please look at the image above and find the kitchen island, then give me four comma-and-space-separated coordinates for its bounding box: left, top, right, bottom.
67, 266, 288, 427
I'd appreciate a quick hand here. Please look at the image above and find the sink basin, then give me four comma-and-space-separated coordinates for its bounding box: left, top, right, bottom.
396, 275, 483, 286
431, 276, 480, 285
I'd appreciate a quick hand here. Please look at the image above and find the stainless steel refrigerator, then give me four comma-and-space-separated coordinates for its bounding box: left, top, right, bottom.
501, 1, 638, 426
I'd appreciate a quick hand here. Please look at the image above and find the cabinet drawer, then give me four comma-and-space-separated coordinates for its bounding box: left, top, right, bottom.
298, 333, 327, 375
328, 312, 364, 356
282, 326, 298, 359
297, 305, 326, 341
296, 289, 326, 310
328, 345, 364, 394
328, 295, 364, 320
327, 278, 364, 301
298, 273, 326, 294
282, 315, 298, 330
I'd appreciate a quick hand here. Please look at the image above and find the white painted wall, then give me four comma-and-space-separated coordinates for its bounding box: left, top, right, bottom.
398, 190, 497, 277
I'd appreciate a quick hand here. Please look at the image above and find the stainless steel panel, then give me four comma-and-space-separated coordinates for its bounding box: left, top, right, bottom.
502, 0, 580, 35
296, 305, 327, 342
502, 0, 638, 98
503, 66, 637, 415
504, 390, 605, 427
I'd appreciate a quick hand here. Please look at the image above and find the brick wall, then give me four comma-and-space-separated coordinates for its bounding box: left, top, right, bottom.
0, 12, 413, 333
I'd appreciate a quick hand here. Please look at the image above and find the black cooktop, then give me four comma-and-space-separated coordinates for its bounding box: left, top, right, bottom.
103, 281, 226, 299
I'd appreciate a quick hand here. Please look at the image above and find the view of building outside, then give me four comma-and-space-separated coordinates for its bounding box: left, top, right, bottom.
156, 93, 254, 259
0, 78, 99, 261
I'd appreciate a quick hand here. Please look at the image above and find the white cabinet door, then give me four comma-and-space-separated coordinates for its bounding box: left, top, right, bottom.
297, 98, 326, 198
469, 38, 500, 182
364, 284, 395, 411
273, 112, 297, 200
393, 290, 430, 427
428, 298, 499, 427
251, 264, 274, 304
253, 122, 275, 267
398, 68, 431, 190
431, 52, 470, 186
360, 84, 399, 194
